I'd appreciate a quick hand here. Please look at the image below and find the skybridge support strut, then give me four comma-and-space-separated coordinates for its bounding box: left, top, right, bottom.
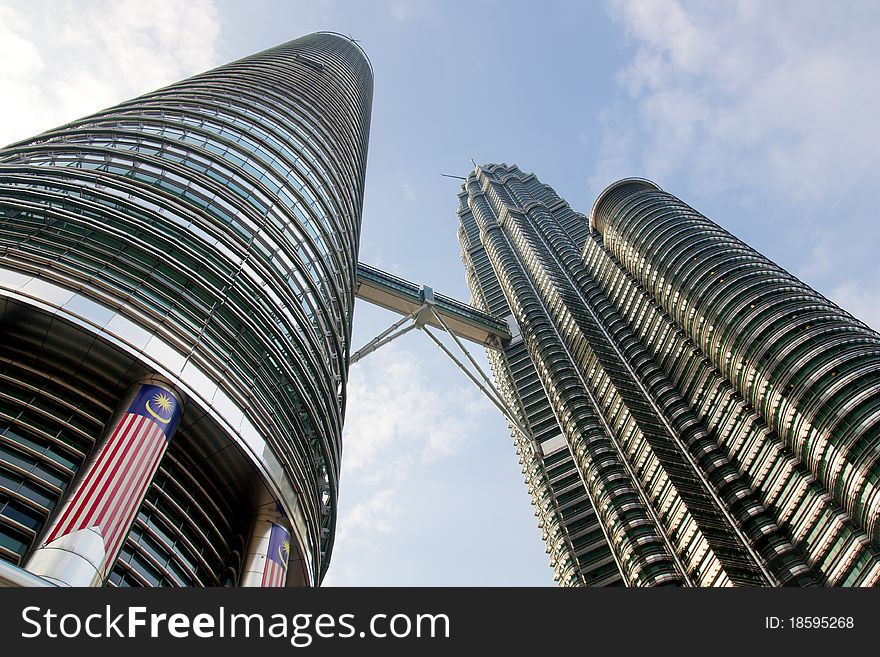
349, 298, 540, 453
350, 303, 427, 365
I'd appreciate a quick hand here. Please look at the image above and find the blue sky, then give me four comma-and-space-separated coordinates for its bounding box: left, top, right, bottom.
1, 0, 878, 586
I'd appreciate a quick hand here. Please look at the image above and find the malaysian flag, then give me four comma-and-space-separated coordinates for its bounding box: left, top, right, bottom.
42, 383, 182, 578
261, 522, 291, 587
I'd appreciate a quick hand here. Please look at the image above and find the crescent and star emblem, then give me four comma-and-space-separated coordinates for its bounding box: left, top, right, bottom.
279, 538, 291, 569
145, 392, 175, 424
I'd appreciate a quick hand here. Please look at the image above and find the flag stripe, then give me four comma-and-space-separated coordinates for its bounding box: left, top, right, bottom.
74, 414, 151, 536
262, 560, 285, 587
79, 415, 149, 530
45, 412, 169, 562
73, 414, 146, 531
50, 413, 139, 540
96, 421, 164, 555
93, 417, 158, 530
47, 413, 141, 542
100, 424, 168, 563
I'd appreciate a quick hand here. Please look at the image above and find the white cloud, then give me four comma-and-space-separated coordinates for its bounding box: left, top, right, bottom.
335, 489, 399, 541
390, 1, 409, 22
342, 343, 487, 482
829, 277, 880, 331
328, 342, 492, 575
389, 0, 433, 23
599, 0, 880, 199
0, 0, 221, 147
393, 170, 417, 201
401, 181, 417, 201
596, 0, 880, 329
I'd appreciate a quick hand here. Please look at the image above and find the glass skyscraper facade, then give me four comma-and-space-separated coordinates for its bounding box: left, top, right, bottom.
457, 164, 880, 586
0, 32, 372, 587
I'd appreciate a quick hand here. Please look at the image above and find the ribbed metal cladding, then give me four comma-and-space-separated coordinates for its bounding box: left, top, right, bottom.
458, 164, 829, 586
590, 181, 880, 583
466, 167, 686, 586
583, 230, 880, 585
0, 32, 372, 585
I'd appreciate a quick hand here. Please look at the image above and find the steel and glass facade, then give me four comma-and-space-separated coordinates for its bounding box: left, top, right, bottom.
457, 164, 880, 586
0, 32, 372, 587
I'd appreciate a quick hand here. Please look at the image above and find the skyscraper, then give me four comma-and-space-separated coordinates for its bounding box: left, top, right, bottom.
0, 32, 372, 587
457, 164, 880, 586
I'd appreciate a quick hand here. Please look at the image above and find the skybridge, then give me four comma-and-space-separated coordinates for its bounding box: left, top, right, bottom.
354, 262, 511, 349
353, 262, 536, 451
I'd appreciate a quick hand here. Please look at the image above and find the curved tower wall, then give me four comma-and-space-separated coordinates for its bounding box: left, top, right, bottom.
0, 32, 372, 586
590, 181, 880, 583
